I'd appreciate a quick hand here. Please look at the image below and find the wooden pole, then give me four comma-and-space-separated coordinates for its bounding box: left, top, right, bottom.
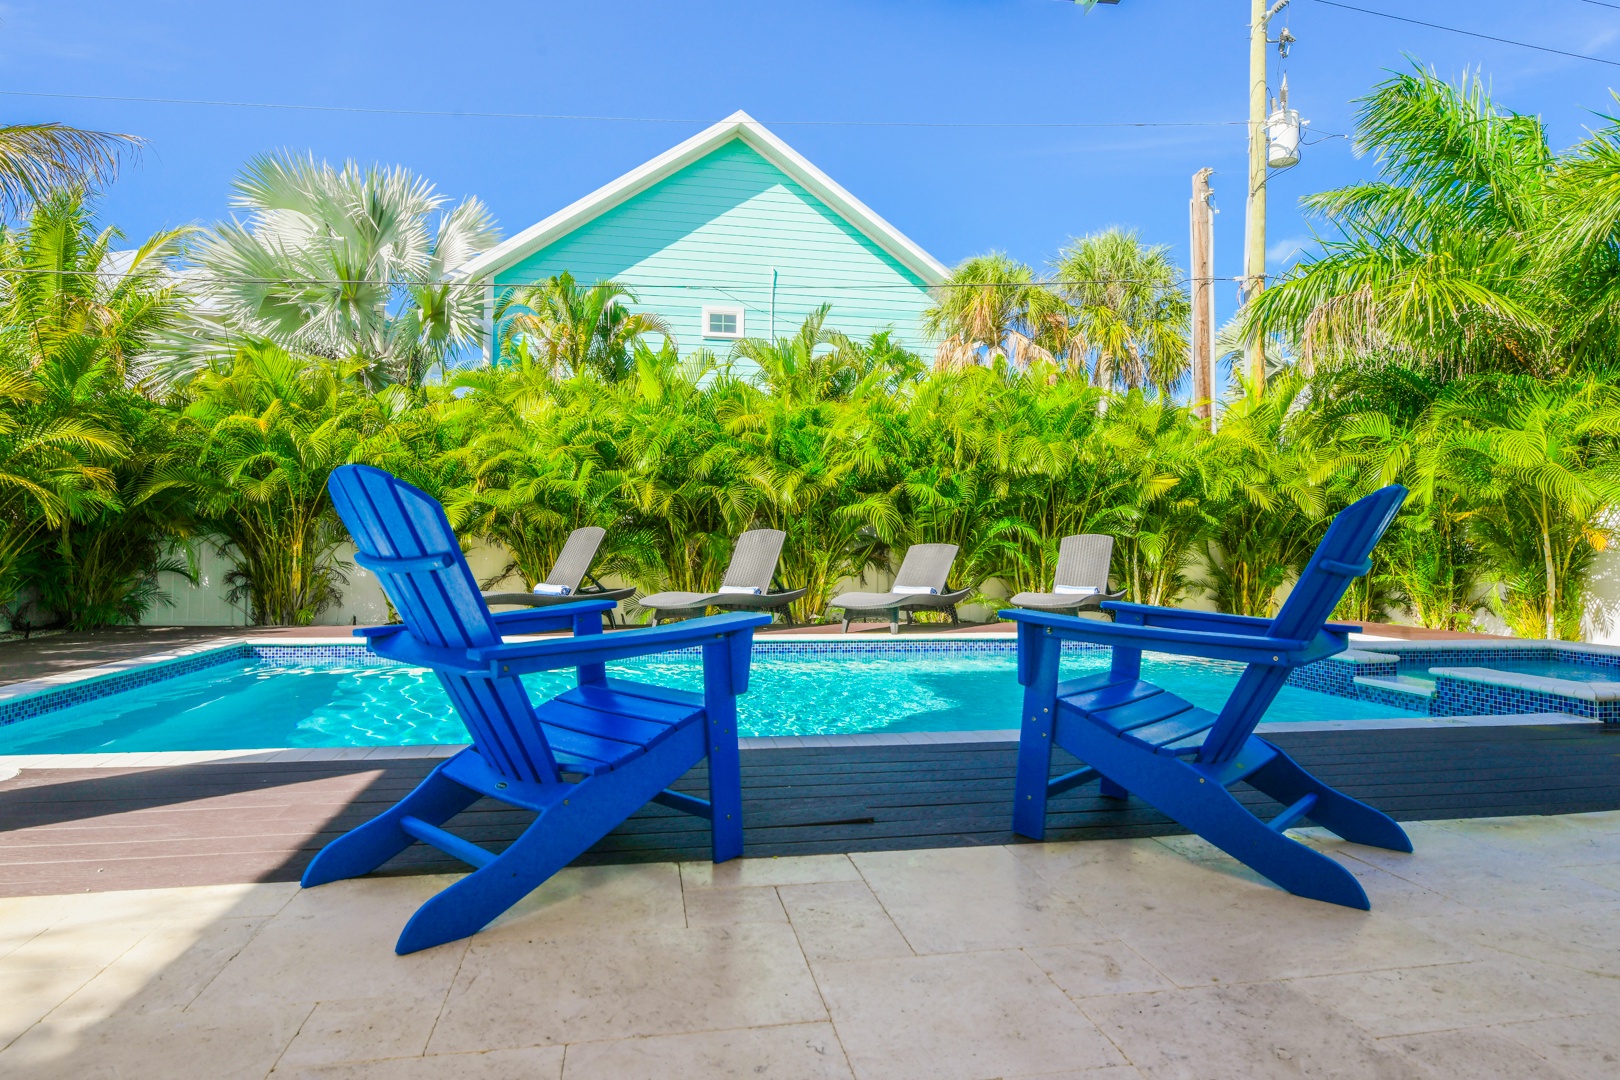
1244, 0, 1289, 391
1190, 168, 1215, 431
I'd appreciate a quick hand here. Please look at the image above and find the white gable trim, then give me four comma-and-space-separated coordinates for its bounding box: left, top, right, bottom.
454, 110, 948, 286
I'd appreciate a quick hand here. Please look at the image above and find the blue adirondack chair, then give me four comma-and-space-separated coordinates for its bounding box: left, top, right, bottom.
303, 465, 769, 953
1005, 485, 1411, 909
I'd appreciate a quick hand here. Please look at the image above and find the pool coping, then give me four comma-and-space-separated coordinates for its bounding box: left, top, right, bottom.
0, 711, 1595, 778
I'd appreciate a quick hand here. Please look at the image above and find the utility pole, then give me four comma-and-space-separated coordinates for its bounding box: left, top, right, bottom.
1244, 0, 1290, 389
1189, 168, 1216, 431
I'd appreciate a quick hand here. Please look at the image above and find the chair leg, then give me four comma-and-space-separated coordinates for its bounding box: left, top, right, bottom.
1063, 729, 1371, 909
890, 609, 900, 635
841, 617, 850, 633
301, 758, 481, 887
1012, 635, 1062, 840
1246, 744, 1412, 853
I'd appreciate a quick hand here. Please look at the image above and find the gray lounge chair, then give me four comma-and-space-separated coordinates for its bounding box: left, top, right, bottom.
1007, 534, 1126, 615
826, 543, 972, 634
481, 527, 635, 616
639, 529, 808, 625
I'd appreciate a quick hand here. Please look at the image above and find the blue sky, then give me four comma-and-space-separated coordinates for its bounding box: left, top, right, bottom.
4, 0, 1619, 332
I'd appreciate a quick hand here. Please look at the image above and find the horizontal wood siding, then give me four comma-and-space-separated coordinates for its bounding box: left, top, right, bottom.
495, 140, 936, 367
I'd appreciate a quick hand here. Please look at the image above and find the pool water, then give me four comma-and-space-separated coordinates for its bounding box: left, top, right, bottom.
0, 648, 1426, 755
1412, 659, 1620, 684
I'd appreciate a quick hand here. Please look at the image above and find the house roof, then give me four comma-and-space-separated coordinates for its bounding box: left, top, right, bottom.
454, 110, 949, 286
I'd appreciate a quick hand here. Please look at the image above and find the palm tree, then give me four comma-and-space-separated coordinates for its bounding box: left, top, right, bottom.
922, 254, 1059, 371
1051, 228, 1190, 394
1418, 376, 1620, 639
496, 272, 672, 381
0, 189, 195, 627
0, 124, 141, 218
1246, 67, 1550, 378
184, 343, 374, 624
185, 153, 500, 388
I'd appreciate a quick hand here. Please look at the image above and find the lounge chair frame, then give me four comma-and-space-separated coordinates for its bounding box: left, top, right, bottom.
1008, 534, 1126, 616
481, 525, 635, 620
826, 543, 971, 634
640, 529, 808, 625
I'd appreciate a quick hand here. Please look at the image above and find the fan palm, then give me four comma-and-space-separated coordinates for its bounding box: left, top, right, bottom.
185, 153, 500, 388
1051, 228, 1190, 394
922, 254, 1059, 371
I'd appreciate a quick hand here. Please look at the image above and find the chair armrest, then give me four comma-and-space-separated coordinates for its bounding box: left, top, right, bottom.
1101, 602, 1274, 636
999, 608, 1347, 667
468, 612, 771, 679
1101, 602, 1362, 638
490, 599, 617, 635
352, 598, 618, 641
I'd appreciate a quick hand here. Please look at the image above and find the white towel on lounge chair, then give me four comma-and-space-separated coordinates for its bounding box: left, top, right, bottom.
533, 582, 572, 596
892, 585, 938, 595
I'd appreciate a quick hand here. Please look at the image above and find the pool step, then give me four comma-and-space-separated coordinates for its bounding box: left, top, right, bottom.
1353, 674, 1436, 701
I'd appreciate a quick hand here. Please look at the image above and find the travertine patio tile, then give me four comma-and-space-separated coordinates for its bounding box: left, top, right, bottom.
1008, 836, 1463, 986
1080, 981, 1427, 1080
778, 880, 913, 965
0, 964, 102, 1047
276, 1046, 565, 1079
428, 922, 825, 1053
559, 1021, 853, 1079
679, 853, 861, 888
276, 995, 442, 1068
1292, 955, 1607, 1037
192, 876, 469, 1007
814, 949, 1124, 1080
1496, 1013, 1620, 1080
1024, 940, 1176, 999
0, 998, 314, 1080
852, 846, 1109, 954
1385, 1027, 1581, 1080
36, 917, 267, 1024
1402, 900, 1620, 976
681, 882, 787, 926
480, 862, 684, 939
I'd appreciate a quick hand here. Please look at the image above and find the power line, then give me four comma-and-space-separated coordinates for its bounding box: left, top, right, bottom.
0, 89, 1251, 131
0, 265, 1272, 289
1577, 0, 1620, 11
1310, 0, 1620, 69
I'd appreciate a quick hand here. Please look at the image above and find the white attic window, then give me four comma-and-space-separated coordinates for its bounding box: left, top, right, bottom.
702, 305, 744, 340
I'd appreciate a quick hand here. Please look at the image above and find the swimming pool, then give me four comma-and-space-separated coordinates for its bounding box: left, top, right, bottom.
0, 643, 1425, 755
1407, 658, 1620, 684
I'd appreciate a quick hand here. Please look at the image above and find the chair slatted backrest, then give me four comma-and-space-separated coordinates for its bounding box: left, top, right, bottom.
545, 526, 606, 591
1053, 535, 1114, 591
893, 544, 959, 592
720, 530, 786, 592
330, 465, 559, 784
1199, 484, 1408, 764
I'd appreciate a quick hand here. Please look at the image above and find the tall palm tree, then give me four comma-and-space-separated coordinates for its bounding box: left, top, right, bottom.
1246, 67, 1550, 377
496, 272, 672, 381
0, 123, 141, 218
1050, 228, 1190, 394
185, 153, 500, 388
922, 254, 1058, 371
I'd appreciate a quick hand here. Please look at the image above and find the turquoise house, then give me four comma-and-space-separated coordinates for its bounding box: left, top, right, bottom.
458, 111, 948, 367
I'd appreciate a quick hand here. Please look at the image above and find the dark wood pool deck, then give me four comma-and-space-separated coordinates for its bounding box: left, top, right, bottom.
2, 722, 1616, 898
